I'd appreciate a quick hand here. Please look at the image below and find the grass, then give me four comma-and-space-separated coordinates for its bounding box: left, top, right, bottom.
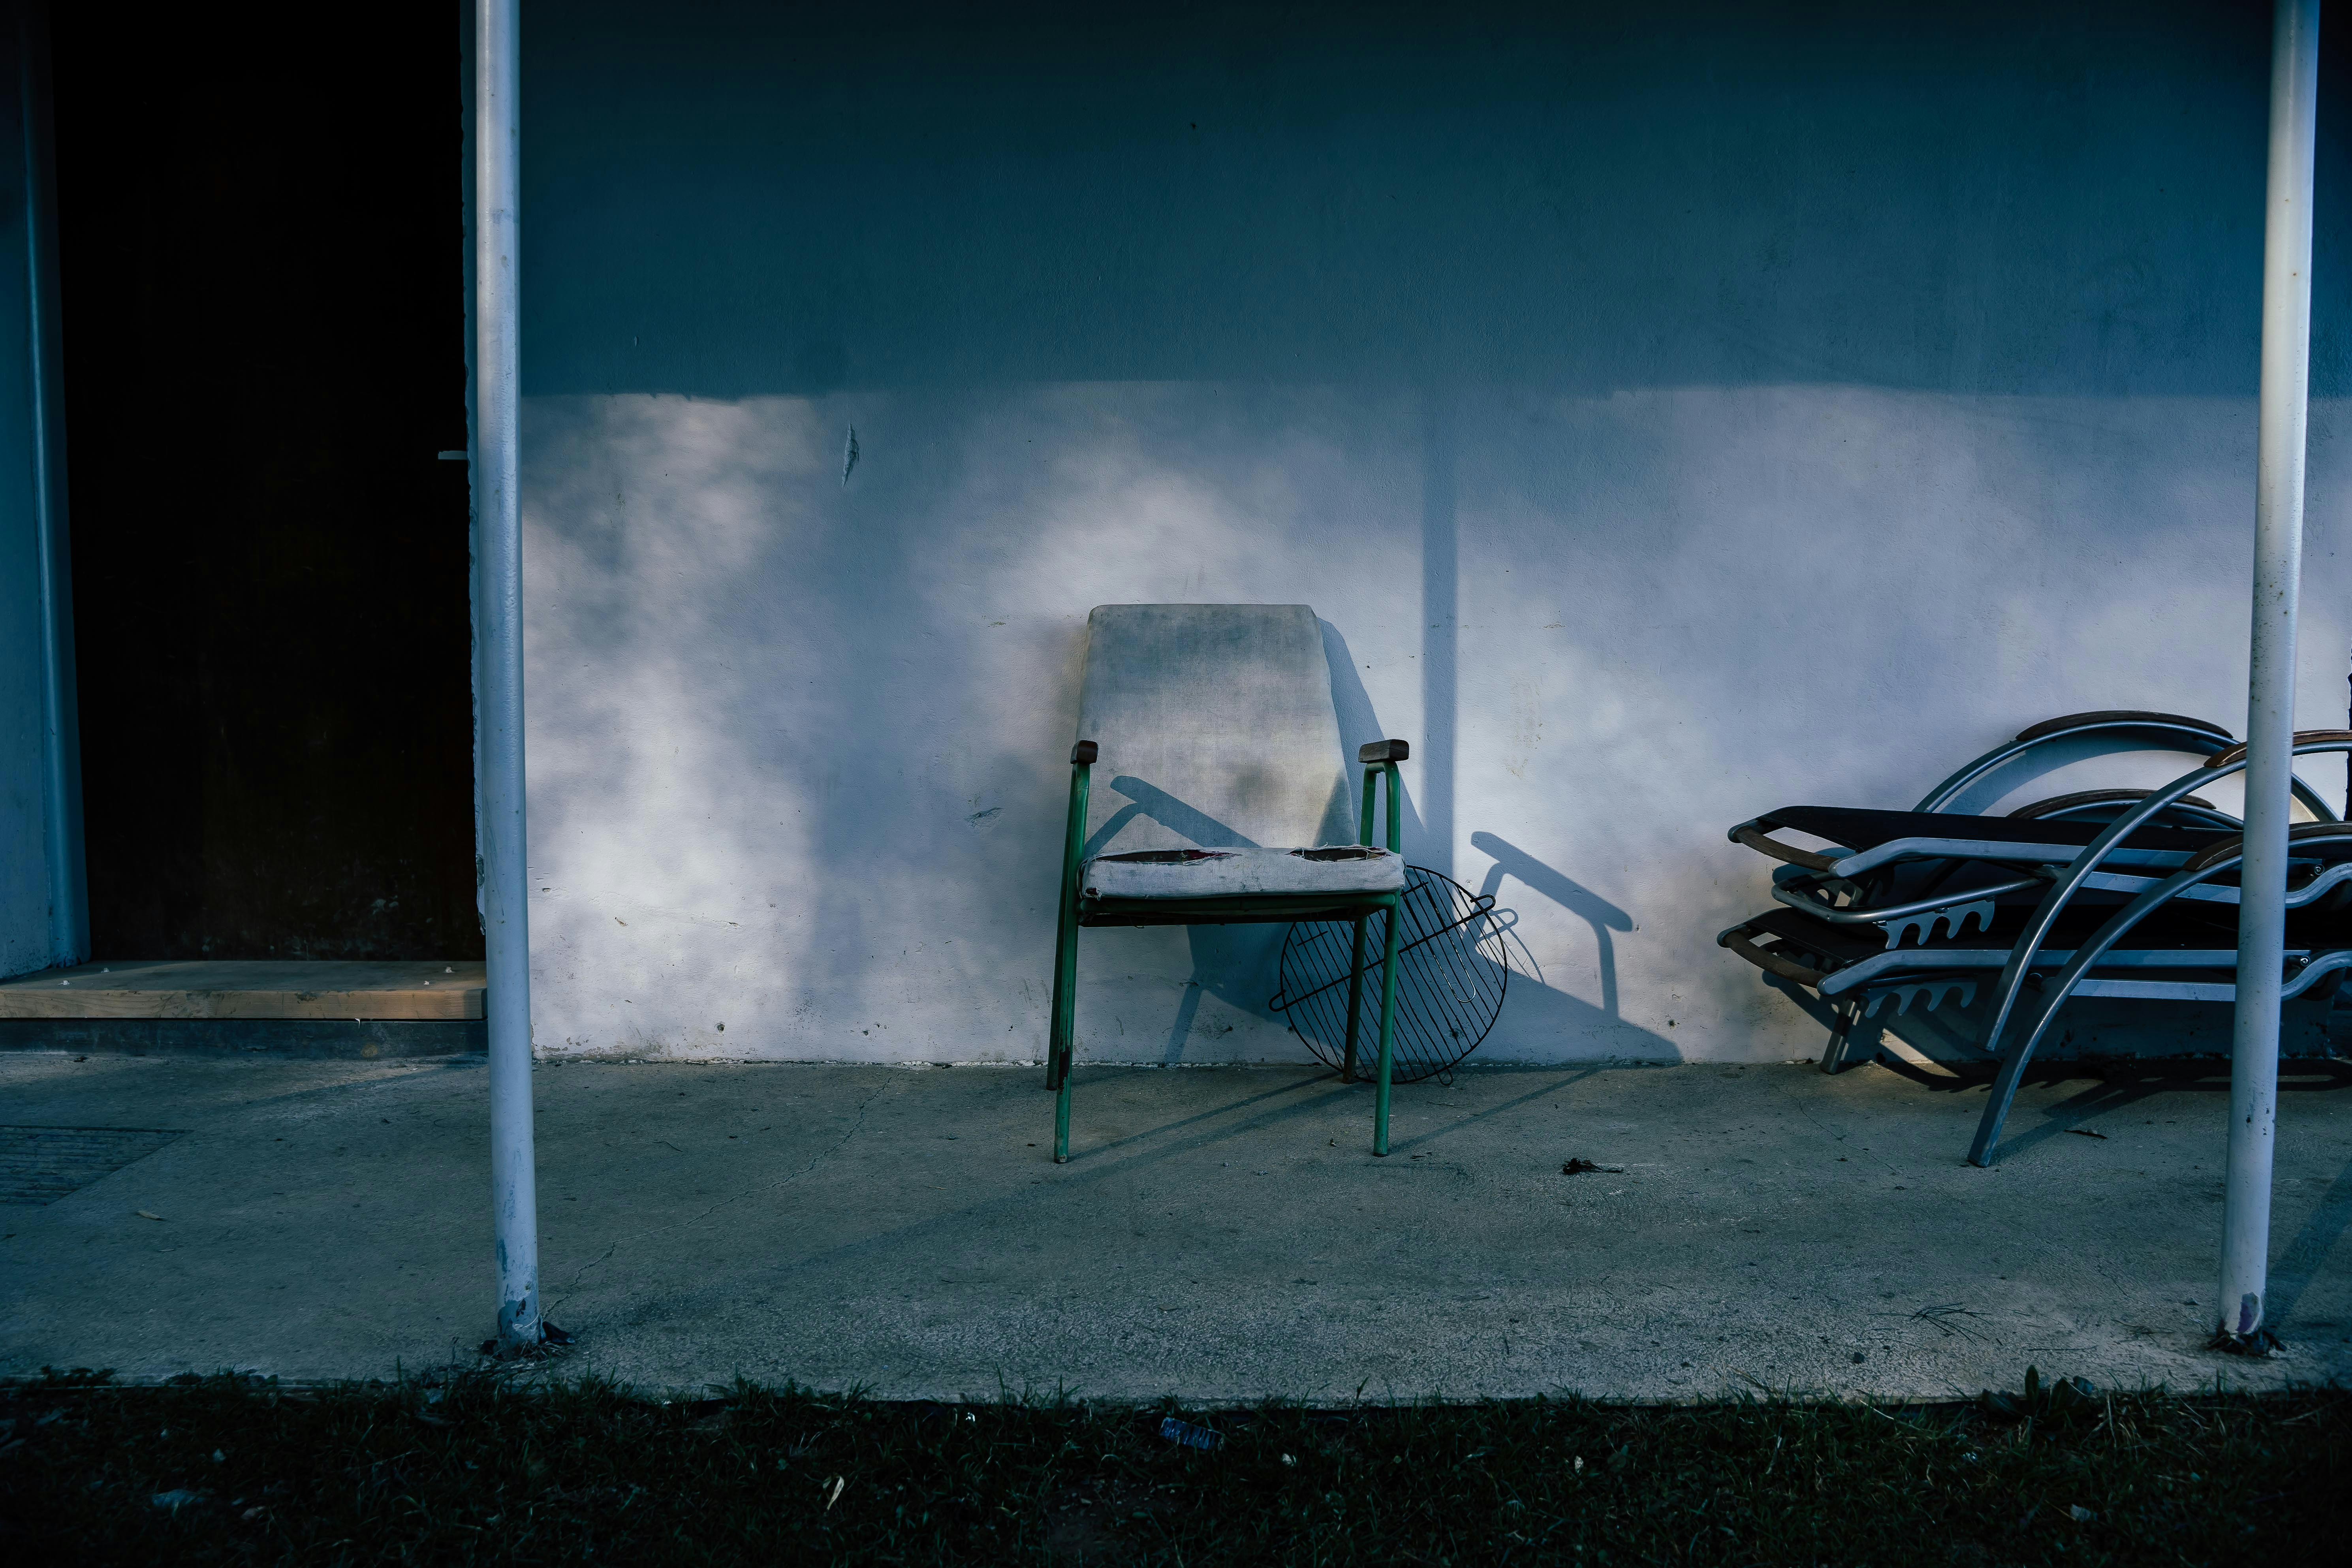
2, 1369, 2346, 1564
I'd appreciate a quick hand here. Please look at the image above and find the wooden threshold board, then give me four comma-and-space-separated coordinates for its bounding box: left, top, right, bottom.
0, 961, 485, 1021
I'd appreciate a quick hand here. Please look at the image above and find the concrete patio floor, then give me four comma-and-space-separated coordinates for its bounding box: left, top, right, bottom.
4, 1050, 2351, 1402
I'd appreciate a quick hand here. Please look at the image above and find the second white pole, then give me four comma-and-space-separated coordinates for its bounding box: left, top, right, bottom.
475, 0, 542, 1354
2220, 0, 2321, 1346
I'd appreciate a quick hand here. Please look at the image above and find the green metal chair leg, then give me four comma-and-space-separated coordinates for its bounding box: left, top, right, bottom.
1055, 1066, 1074, 1164
1046, 758, 1089, 1094
1372, 895, 1403, 1155
1340, 916, 1367, 1082
1051, 918, 1079, 1161
1045, 955, 1068, 1092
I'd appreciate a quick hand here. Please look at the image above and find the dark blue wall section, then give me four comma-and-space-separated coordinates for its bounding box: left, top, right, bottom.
521, 1, 2344, 401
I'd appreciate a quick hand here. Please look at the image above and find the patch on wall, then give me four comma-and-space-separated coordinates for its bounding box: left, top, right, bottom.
0, 1126, 186, 1205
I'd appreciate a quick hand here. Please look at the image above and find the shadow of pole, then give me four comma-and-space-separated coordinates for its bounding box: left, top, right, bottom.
1421, 389, 1456, 877
2266, 1152, 2352, 1327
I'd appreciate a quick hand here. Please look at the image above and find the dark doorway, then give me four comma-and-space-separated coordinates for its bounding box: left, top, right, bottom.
50, 6, 479, 961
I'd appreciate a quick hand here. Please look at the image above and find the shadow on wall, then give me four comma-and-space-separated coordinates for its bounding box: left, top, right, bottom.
1152, 630, 1676, 1066
1471, 831, 1630, 1019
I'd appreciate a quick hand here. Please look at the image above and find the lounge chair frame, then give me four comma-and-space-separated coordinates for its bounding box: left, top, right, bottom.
1912, 709, 2338, 820
1720, 714, 2352, 1165
1732, 711, 2340, 955
1963, 731, 2352, 1164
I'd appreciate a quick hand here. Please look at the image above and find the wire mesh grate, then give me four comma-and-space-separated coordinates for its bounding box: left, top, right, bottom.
1271, 865, 1510, 1083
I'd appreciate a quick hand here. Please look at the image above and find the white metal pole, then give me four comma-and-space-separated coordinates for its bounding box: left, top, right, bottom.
2220, 0, 2321, 1346
475, 0, 541, 1353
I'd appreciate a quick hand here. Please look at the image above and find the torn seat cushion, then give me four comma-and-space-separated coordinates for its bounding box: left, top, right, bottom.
1081, 846, 1405, 901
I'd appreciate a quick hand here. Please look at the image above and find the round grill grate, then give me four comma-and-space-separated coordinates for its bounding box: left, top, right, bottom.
1272, 865, 1511, 1084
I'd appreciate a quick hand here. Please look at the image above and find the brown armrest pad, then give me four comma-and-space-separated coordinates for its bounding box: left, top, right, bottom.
1359, 739, 1410, 763
1718, 923, 1829, 988
2014, 710, 2231, 745
1071, 741, 1098, 765
2007, 787, 2215, 819
2182, 818, 2352, 873
2205, 729, 2352, 769
1729, 823, 1841, 874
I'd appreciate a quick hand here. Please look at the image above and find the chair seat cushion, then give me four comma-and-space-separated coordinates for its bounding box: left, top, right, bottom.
1081, 846, 1404, 901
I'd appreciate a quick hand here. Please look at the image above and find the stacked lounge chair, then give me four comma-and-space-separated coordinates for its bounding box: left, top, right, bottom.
1717, 711, 2352, 1163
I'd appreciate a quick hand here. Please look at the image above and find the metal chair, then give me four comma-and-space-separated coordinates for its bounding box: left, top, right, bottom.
1045, 604, 1410, 1162
1720, 716, 2352, 1162
1728, 711, 2338, 961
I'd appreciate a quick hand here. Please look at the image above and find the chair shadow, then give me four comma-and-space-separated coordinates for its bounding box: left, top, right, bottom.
1470, 831, 1630, 1019
1089, 778, 1257, 855
1860, 1048, 2352, 1169
1979, 1075, 2173, 1162
1061, 1065, 1338, 1161
773, 1060, 1616, 1296
1379, 1065, 1608, 1155
1320, 620, 1429, 852
1084, 757, 1676, 1068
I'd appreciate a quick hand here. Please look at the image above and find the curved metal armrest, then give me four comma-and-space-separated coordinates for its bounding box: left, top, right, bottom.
1916, 712, 2234, 814
2204, 729, 2352, 769
1972, 736, 2352, 1151
1729, 823, 1844, 874
1717, 921, 1829, 988
2008, 787, 2224, 823
2182, 816, 2352, 873
2014, 710, 2232, 745
1772, 870, 2042, 931
1969, 817, 2352, 1166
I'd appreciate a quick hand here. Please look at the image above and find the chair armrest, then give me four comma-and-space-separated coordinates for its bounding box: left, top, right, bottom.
1358, 742, 1408, 850
1729, 823, 1843, 875
1071, 741, 1098, 765
2204, 729, 2352, 769
1717, 921, 1829, 987
2014, 710, 2231, 745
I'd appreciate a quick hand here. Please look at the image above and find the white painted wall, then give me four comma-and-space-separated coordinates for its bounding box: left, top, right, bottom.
516, 3, 2352, 1065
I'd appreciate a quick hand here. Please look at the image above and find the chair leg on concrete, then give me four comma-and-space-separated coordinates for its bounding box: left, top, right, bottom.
1372, 899, 1403, 1156
1819, 999, 1859, 1074
1340, 916, 1367, 1083
1054, 1064, 1074, 1164
1050, 917, 1079, 1161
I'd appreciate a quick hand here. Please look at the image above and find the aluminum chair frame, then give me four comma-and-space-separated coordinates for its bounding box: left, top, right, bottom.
1721, 716, 2352, 1164
1964, 730, 2352, 1164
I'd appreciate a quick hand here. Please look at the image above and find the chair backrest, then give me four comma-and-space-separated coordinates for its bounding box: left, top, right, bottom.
1075, 604, 1353, 855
